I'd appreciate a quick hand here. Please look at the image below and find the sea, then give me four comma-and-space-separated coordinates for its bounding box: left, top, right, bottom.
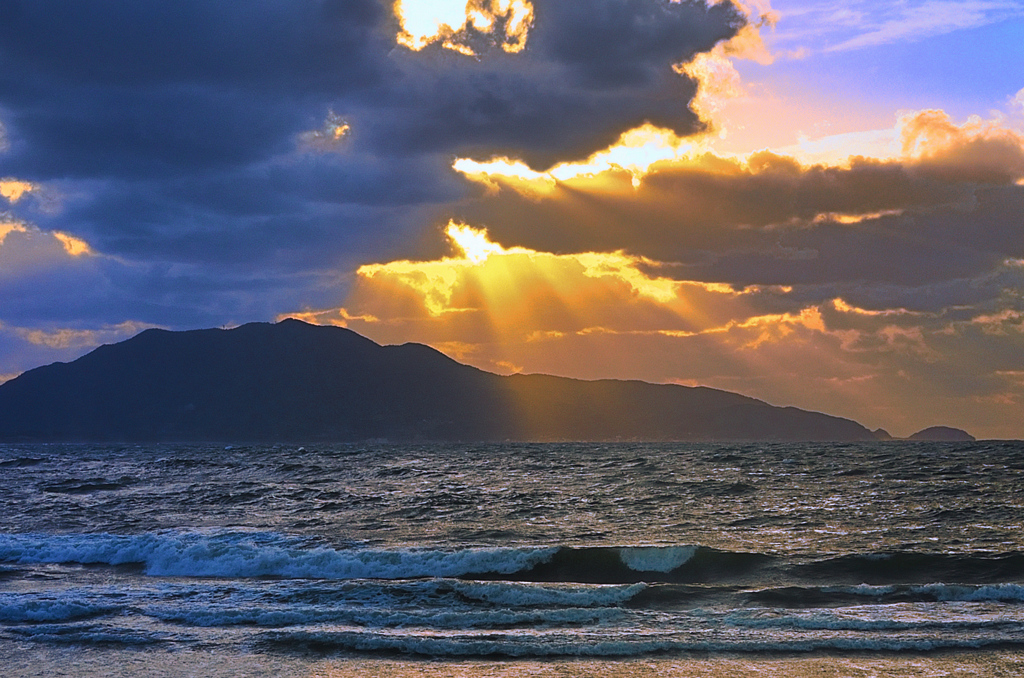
1, 441, 1022, 677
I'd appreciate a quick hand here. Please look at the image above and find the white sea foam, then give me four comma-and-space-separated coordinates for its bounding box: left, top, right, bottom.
911, 583, 1024, 602
0, 532, 558, 580
618, 546, 697, 573
725, 613, 987, 632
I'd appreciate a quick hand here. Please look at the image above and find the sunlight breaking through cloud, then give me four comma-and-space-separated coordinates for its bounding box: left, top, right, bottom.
454, 124, 701, 190
394, 0, 534, 54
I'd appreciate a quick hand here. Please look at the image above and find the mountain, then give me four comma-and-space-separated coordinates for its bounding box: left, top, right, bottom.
0, 319, 878, 442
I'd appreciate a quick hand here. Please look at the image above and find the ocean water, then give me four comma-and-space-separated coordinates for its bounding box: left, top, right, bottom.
1, 441, 1022, 676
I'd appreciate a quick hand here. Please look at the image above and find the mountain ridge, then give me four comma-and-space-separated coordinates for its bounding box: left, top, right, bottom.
0, 319, 885, 442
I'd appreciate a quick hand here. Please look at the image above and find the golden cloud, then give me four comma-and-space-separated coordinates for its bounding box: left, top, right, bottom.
0, 179, 37, 204
299, 112, 351, 152
282, 221, 838, 377
0, 222, 95, 273
12, 321, 157, 350
448, 108, 1024, 275
0, 221, 28, 246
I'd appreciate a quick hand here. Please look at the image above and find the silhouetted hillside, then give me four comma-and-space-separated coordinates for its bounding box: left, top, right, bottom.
0, 320, 878, 442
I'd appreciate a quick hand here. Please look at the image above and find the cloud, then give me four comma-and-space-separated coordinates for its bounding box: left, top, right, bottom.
395, 0, 535, 54
283, 220, 795, 358
0, 0, 744, 180
0, 0, 750, 336
766, 1, 1024, 55
0, 318, 158, 384
12, 321, 157, 350
449, 110, 1024, 289
824, 0, 1024, 52
0, 178, 35, 203
0, 221, 93, 274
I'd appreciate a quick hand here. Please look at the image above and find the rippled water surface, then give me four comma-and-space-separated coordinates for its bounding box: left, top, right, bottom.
1, 441, 1023, 673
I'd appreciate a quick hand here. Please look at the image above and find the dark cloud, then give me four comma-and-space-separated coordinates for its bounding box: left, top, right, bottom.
0, 0, 742, 179
352, 0, 741, 167
0, 0, 388, 90
0, 0, 745, 301
533, 0, 742, 87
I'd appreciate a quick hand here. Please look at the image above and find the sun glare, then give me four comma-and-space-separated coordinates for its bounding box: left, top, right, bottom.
394, 0, 534, 55
446, 222, 507, 263
454, 124, 699, 191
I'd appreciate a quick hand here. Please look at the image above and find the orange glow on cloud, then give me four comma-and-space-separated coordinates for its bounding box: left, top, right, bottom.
675, 2, 775, 135
14, 321, 154, 350
449, 1, 782, 188
282, 222, 806, 373
299, 112, 350, 152
454, 108, 1024, 238
52, 231, 93, 257
394, 0, 534, 55
0, 221, 94, 258
0, 179, 36, 204
0, 221, 27, 245
354, 220, 750, 317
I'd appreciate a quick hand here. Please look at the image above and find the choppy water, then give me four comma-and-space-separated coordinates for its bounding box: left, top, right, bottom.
1, 441, 1023, 668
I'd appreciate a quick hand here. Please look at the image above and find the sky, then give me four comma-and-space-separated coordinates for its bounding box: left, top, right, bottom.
1, 0, 1023, 439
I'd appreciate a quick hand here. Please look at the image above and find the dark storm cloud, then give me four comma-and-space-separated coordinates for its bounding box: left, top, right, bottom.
0, 0, 389, 179
348, 0, 743, 167
0, 0, 745, 286
0, 0, 742, 179
0, 0, 387, 89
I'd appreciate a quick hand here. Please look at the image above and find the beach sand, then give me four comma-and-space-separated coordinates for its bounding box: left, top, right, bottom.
4, 647, 1024, 678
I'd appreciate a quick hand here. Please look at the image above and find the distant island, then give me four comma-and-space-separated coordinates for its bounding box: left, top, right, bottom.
907, 426, 976, 442
0, 320, 973, 443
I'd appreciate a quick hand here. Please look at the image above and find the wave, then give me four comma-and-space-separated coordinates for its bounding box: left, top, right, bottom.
0, 532, 768, 583
0, 456, 43, 468
3, 622, 178, 647
796, 552, 1024, 584
147, 603, 628, 630
745, 583, 1024, 608
0, 532, 557, 580
2, 533, 1021, 590
0, 596, 124, 623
